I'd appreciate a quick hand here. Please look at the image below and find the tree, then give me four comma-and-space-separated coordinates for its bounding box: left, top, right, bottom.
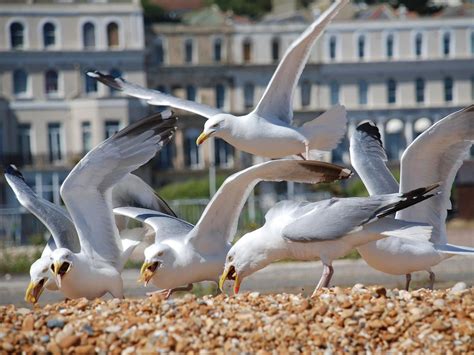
205, 0, 272, 19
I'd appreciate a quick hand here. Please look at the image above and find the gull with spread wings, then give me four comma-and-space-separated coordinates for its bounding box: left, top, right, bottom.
87, 0, 349, 159
46, 111, 177, 300
351, 105, 474, 290
113, 160, 352, 298
4, 165, 175, 304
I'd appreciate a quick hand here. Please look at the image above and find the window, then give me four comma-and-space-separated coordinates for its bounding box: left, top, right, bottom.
186, 85, 196, 101
13, 69, 28, 96
329, 35, 337, 60
387, 79, 396, 104
109, 68, 121, 95
471, 32, 474, 55
48, 123, 63, 163
155, 38, 164, 64
301, 81, 311, 107
385, 119, 405, 160
184, 129, 201, 169
18, 124, 32, 164
83, 22, 95, 49
184, 38, 194, 63
358, 80, 368, 105
81, 122, 92, 154
442, 32, 451, 57
215, 84, 225, 109
107, 22, 119, 48
215, 138, 234, 168
43, 22, 56, 48
414, 118, 431, 138
415, 78, 424, 103
45, 70, 58, 95
386, 34, 394, 59
415, 32, 423, 57
330, 81, 339, 105
243, 38, 252, 63
214, 38, 222, 62
10, 22, 24, 49
244, 83, 254, 109
271, 37, 280, 62
105, 121, 120, 139
357, 35, 365, 59
85, 70, 97, 94
156, 143, 174, 169
444, 77, 453, 102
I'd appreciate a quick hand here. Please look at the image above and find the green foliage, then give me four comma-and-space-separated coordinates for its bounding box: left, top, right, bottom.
354, 0, 443, 15
0, 249, 42, 275
205, 0, 272, 19
157, 174, 230, 200
141, 0, 173, 23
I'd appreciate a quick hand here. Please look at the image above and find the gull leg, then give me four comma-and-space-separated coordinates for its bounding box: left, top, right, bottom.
305, 142, 310, 160
297, 153, 306, 160
147, 284, 194, 299
428, 271, 435, 290
312, 263, 333, 297
405, 274, 411, 291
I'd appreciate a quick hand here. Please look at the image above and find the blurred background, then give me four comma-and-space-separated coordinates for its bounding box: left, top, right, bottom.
0, 0, 473, 264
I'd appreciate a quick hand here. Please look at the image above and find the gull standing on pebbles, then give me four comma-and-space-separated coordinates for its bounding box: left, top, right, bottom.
87, 0, 349, 159
113, 160, 352, 298
48, 111, 177, 300
351, 105, 474, 290
4, 165, 174, 303
220, 184, 440, 296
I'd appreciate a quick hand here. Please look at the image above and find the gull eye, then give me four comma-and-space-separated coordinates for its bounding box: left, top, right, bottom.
228, 255, 233, 262
157, 251, 164, 257
211, 123, 219, 129
42, 268, 48, 274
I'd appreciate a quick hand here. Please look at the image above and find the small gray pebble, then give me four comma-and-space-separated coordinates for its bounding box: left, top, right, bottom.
46, 319, 65, 329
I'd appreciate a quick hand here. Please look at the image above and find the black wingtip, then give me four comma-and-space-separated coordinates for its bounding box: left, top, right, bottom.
113, 110, 178, 142
4, 164, 25, 181
87, 70, 124, 91
356, 121, 383, 147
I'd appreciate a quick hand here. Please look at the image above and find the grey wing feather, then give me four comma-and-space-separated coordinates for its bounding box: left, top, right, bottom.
113, 207, 193, 242
87, 71, 221, 119
350, 121, 399, 196
4, 166, 80, 253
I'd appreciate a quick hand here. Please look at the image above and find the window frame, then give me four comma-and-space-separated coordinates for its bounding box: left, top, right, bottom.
12, 68, 30, 98
8, 19, 28, 50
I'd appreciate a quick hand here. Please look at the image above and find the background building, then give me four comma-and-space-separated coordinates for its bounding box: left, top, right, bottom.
0, 0, 146, 207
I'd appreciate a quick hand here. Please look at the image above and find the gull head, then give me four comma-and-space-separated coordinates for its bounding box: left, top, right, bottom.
219, 230, 269, 294
50, 248, 74, 289
196, 114, 233, 145
139, 243, 174, 287
25, 256, 52, 304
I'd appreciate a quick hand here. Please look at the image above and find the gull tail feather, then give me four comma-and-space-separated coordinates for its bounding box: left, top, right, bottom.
366, 219, 433, 242
118, 233, 143, 271
299, 104, 347, 152
434, 243, 474, 255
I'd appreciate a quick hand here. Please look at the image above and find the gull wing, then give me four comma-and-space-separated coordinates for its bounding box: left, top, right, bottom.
282, 185, 438, 243
4, 165, 80, 253
252, 0, 348, 124
349, 121, 399, 196
396, 105, 474, 244
60, 111, 177, 267
113, 207, 193, 242
188, 159, 352, 254
112, 174, 177, 217
88, 71, 221, 119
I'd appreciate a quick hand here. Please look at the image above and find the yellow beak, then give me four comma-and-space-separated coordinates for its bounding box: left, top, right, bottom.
196, 132, 211, 146
219, 266, 241, 294
138, 261, 155, 287
25, 280, 45, 304
52, 262, 62, 288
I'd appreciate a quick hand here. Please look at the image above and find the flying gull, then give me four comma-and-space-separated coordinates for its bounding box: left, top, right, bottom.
351, 105, 474, 289
46, 111, 177, 300
113, 159, 352, 298
220, 184, 439, 296
87, 0, 349, 159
